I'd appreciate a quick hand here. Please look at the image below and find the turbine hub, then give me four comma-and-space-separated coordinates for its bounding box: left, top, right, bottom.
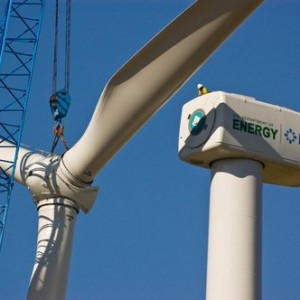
24, 155, 99, 213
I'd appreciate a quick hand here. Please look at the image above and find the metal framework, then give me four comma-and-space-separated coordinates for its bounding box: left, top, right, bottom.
0, 0, 45, 250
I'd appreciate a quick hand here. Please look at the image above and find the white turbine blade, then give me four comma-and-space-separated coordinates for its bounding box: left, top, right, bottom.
0, 141, 46, 185
62, 0, 263, 184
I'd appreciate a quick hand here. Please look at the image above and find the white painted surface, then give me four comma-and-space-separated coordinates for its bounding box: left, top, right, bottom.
27, 199, 78, 300
179, 91, 300, 186
62, 0, 263, 184
206, 159, 262, 300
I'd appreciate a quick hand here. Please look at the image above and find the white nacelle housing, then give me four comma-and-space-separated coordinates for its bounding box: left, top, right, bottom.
178, 91, 300, 187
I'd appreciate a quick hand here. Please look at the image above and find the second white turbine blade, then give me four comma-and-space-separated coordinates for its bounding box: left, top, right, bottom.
62, 0, 263, 184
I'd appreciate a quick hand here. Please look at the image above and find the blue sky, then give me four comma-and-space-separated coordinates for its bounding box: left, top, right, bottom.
1, 0, 300, 299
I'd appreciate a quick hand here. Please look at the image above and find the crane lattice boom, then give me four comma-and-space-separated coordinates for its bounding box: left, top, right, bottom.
0, 0, 45, 251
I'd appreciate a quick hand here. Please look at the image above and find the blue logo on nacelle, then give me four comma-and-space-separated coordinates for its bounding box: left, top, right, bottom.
284, 128, 297, 144
188, 110, 206, 135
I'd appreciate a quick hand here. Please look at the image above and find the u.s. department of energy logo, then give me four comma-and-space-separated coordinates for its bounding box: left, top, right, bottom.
284, 128, 297, 144
188, 110, 206, 135
232, 118, 278, 140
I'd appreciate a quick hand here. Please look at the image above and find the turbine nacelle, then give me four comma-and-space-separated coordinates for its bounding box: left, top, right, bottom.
179, 91, 300, 187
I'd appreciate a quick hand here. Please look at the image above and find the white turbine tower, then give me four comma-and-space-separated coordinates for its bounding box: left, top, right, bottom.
0, 0, 263, 299
179, 92, 300, 299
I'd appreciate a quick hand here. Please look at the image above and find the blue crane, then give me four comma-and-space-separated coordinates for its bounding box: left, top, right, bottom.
0, 0, 45, 251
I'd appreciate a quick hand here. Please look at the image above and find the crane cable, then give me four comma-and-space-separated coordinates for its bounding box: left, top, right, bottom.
52, 0, 58, 96
65, 0, 71, 92
50, 0, 72, 154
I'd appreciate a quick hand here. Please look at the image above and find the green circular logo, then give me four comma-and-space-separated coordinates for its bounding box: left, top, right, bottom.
188, 110, 206, 135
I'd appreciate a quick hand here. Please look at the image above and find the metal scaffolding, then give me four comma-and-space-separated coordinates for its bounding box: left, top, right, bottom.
0, 0, 45, 251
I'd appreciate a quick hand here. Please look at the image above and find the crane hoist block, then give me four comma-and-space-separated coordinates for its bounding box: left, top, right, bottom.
50, 89, 71, 122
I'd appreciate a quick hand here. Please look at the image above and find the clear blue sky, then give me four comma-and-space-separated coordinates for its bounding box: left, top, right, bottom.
1, 0, 300, 299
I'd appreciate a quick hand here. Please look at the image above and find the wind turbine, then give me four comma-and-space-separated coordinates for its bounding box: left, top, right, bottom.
0, 0, 263, 299
179, 91, 296, 299
179, 91, 300, 299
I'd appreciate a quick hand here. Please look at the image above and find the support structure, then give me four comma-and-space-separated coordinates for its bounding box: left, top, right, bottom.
27, 198, 78, 300
0, 0, 45, 250
206, 159, 262, 300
